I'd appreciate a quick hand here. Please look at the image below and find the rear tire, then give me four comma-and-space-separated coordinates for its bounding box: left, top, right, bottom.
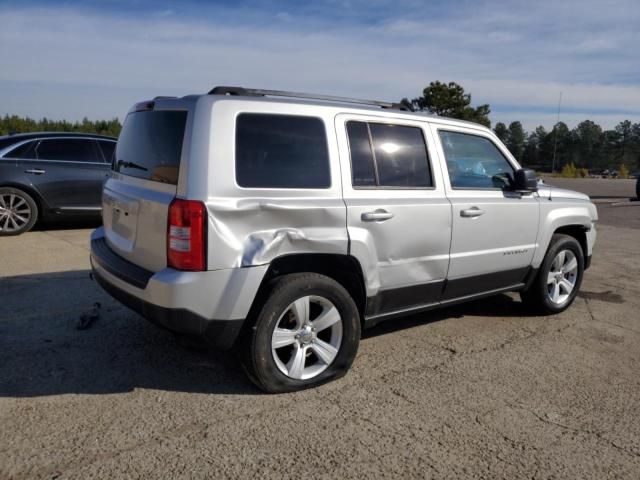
241, 273, 360, 393
521, 234, 584, 315
0, 187, 38, 236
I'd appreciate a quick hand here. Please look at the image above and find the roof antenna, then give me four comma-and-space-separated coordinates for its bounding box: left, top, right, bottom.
550, 91, 562, 200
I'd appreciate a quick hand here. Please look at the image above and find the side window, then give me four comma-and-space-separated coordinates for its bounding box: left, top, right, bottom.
438, 131, 515, 189
98, 141, 116, 164
235, 113, 330, 189
346, 121, 432, 188
36, 139, 100, 163
3, 141, 36, 159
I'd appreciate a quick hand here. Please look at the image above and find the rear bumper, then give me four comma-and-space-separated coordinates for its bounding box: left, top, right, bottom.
90, 228, 268, 349
92, 267, 243, 349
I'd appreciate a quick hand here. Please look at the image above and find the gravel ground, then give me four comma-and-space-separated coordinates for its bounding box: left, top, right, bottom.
1, 180, 639, 479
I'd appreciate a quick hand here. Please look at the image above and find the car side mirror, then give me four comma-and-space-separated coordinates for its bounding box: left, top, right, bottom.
513, 168, 538, 192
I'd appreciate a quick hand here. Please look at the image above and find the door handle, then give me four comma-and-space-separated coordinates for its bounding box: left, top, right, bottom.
460, 207, 485, 218
25, 169, 46, 175
361, 209, 394, 222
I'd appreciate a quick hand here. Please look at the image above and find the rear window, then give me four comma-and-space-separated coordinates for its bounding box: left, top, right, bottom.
114, 110, 187, 185
235, 113, 330, 189
98, 140, 116, 164
3, 141, 36, 159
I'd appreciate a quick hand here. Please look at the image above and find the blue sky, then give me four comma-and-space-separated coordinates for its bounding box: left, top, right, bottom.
0, 0, 639, 130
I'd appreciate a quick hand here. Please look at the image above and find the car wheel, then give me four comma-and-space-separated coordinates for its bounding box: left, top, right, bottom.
521, 234, 584, 315
0, 187, 38, 236
241, 273, 360, 393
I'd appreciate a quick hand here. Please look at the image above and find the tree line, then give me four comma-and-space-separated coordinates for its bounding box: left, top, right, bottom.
0, 114, 121, 138
402, 81, 640, 174
2, 82, 639, 174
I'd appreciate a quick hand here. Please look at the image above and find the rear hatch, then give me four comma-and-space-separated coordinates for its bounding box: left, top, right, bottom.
102, 101, 190, 272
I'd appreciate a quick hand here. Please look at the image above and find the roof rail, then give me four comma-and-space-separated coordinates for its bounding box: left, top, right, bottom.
208, 86, 408, 111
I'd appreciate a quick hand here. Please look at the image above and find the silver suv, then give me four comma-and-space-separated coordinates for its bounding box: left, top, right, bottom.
90, 87, 597, 392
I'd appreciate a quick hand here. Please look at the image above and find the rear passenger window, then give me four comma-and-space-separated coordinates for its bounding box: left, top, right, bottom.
346, 121, 432, 188
36, 139, 100, 163
236, 114, 330, 189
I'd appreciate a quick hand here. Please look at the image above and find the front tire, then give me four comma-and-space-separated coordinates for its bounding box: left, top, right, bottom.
0, 187, 38, 236
241, 273, 361, 393
521, 234, 584, 314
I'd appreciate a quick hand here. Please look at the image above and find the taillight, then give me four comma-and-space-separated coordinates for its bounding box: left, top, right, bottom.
167, 199, 206, 271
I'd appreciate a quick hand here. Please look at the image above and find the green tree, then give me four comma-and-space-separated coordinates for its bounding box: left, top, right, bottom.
401, 81, 491, 127
549, 122, 572, 171
571, 120, 603, 169
0, 114, 121, 137
506, 121, 526, 161
493, 122, 509, 143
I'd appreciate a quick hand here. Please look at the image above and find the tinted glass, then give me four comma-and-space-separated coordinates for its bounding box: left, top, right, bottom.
98, 141, 116, 164
346, 121, 376, 186
236, 114, 330, 189
4, 141, 36, 159
36, 139, 100, 162
369, 123, 432, 187
439, 131, 514, 189
115, 110, 187, 184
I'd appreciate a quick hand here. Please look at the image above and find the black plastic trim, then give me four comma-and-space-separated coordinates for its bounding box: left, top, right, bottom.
364, 283, 525, 328
365, 280, 443, 317
584, 255, 592, 270
90, 237, 153, 289
442, 267, 530, 300
91, 264, 243, 350
363, 267, 532, 329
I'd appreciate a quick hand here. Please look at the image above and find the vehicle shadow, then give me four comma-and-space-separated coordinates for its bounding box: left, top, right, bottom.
0, 270, 259, 397
0, 270, 534, 398
33, 217, 102, 232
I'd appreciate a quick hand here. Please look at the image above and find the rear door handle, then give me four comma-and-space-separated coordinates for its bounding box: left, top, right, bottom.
361, 209, 394, 222
25, 169, 46, 175
460, 207, 485, 218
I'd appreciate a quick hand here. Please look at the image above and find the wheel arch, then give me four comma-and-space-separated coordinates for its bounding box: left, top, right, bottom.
553, 225, 588, 262
246, 253, 367, 326
0, 182, 47, 219
533, 203, 594, 269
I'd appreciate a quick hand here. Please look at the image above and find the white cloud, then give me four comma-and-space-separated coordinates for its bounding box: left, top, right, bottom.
0, 2, 638, 130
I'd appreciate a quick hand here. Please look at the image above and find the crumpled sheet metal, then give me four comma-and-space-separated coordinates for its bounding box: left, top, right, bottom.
205, 199, 349, 270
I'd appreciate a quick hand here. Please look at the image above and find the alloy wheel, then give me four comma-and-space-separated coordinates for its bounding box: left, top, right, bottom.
0, 193, 32, 233
271, 295, 343, 380
546, 249, 578, 305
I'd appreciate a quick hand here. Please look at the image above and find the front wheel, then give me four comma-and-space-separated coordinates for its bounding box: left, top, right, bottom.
241, 273, 361, 393
521, 234, 584, 314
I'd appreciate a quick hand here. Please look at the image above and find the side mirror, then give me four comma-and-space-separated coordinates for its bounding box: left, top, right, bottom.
513, 168, 538, 192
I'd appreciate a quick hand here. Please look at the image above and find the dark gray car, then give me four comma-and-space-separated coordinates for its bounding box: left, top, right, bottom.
0, 132, 116, 235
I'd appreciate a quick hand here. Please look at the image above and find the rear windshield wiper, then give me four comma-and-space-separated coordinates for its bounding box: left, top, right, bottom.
116, 159, 148, 172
